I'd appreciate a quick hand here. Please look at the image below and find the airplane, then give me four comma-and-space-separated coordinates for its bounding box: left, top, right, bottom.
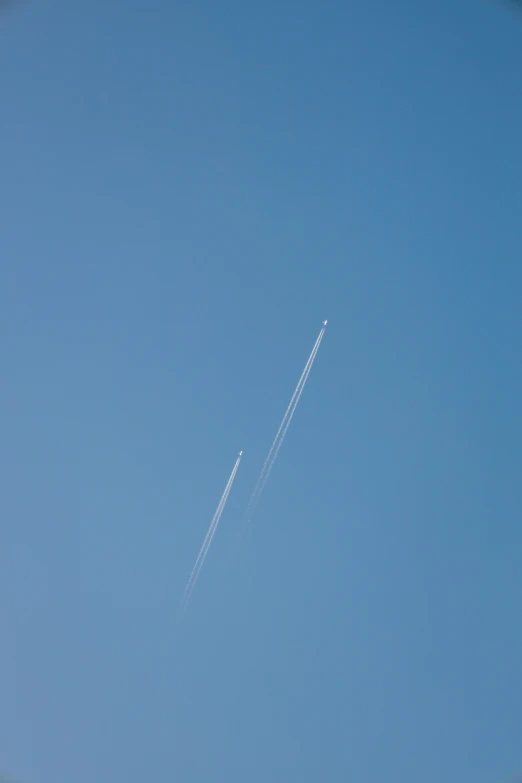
238, 450, 243, 457
322, 320, 328, 327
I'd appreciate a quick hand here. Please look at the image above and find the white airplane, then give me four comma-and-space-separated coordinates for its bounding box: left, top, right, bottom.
238, 450, 243, 457
322, 320, 328, 326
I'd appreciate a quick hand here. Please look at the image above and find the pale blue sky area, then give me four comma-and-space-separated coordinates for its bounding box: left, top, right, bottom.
1, 1, 521, 782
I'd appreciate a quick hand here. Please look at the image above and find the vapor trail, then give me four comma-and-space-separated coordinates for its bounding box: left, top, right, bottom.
181, 452, 242, 609
255, 330, 323, 499
251, 328, 323, 505
182, 466, 237, 609
182, 461, 239, 609
181, 467, 234, 606
243, 322, 326, 527
182, 455, 241, 608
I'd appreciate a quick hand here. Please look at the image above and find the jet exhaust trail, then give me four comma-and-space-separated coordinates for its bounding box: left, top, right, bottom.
182, 461, 238, 608
181, 451, 243, 610
242, 320, 327, 528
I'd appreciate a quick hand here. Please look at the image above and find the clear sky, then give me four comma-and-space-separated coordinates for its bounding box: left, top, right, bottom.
1, 1, 521, 782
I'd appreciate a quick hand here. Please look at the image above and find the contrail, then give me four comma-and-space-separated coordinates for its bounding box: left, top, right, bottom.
182, 459, 239, 609
252, 327, 324, 504
256, 330, 324, 498
181, 451, 242, 609
243, 321, 327, 528
251, 329, 324, 505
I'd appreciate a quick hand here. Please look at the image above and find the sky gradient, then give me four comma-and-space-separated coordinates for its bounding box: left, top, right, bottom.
1, 1, 522, 782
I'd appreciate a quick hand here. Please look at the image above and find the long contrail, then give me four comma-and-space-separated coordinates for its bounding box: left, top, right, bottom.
181, 451, 242, 609
243, 321, 327, 528
256, 329, 324, 498
182, 459, 239, 609
251, 327, 324, 504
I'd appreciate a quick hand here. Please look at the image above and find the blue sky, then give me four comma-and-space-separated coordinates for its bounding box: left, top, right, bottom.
1, 1, 521, 781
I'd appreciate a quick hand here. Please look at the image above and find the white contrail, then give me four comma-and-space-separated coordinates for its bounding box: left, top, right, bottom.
181, 452, 242, 609
181, 468, 233, 606
249, 328, 324, 508
182, 459, 239, 609
182, 466, 237, 609
243, 322, 326, 527
182, 454, 241, 604
246, 328, 323, 514
182, 454, 241, 608
255, 329, 324, 499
